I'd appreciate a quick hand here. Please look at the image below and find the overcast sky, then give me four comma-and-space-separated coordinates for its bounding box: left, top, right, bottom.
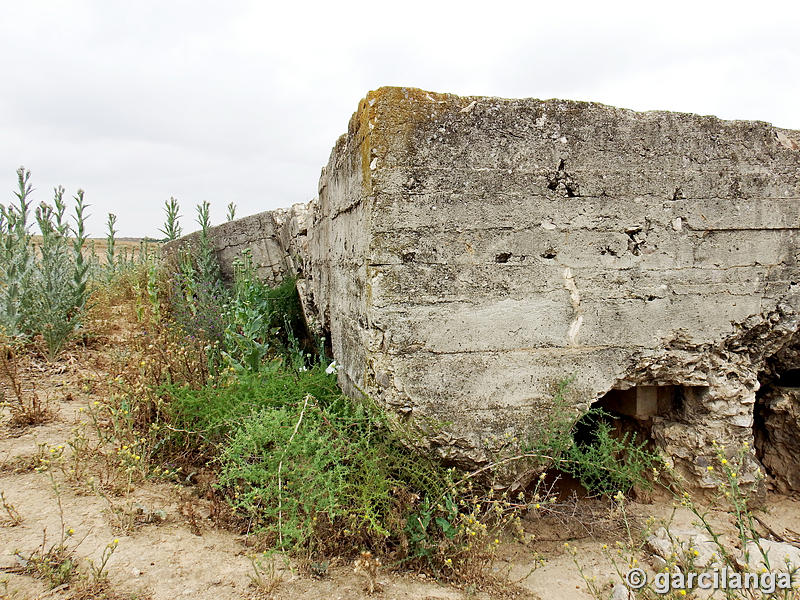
2, 1, 798, 237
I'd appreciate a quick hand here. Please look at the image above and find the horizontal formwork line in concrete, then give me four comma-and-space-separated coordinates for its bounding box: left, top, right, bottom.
365, 261, 791, 270
368, 165, 800, 177
367, 289, 777, 307
368, 194, 800, 206
377, 345, 643, 357
369, 224, 800, 235
366, 288, 772, 304
370, 195, 800, 203
367, 194, 800, 202
364, 169, 800, 200
369, 185, 800, 200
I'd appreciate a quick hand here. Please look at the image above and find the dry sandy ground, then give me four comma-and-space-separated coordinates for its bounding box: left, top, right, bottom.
2, 299, 799, 600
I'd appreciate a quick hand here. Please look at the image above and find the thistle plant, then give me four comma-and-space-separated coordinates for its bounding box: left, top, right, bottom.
105, 213, 117, 276
146, 261, 161, 320
88, 239, 99, 270
226, 202, 236, 222
52, 185, 68, 234
196, 200, 211, 229
158, 196, 182, 241
30, 194, 78, 359
70, 190, 90, 318
195, 201, 220, 284
0, 168, 35, 338
0, 169, 93, 358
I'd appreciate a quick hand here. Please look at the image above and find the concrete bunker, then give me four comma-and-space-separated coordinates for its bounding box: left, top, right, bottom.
165, 87, 800, 489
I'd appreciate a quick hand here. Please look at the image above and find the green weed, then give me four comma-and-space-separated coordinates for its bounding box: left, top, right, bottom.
0, 168, 35, 339
158, 197, 182, 241
0, 168, 93, 359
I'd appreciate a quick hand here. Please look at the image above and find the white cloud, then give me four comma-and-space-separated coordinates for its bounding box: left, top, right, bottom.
1, 0, 798, 236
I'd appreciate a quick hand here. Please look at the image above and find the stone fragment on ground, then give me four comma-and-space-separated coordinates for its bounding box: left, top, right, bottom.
743, 538, 800, 572
646, 526, 720, 568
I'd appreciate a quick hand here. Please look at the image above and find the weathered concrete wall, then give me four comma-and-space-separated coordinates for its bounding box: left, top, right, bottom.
168, 87, 800, 487
163, 204, 310, 286
306, 87, 800, 486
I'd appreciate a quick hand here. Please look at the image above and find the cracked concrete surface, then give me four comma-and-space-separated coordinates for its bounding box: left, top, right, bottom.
166, 87, 800, 487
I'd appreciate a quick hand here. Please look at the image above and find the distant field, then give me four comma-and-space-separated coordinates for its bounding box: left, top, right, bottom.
30, 236, 162, 264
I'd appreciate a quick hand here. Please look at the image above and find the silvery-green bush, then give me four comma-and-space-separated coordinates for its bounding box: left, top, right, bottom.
0, 168, 36, 338
0, 168, 91, 359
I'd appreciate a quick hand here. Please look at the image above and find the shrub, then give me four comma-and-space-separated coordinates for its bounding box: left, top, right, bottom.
162, 363, 338, 455
223, 251, 309, 371
158, 196, 182, 241
168, 269, 228, 348
484, 379, 661, 497
29, 198, 78, 359
218, 394, 378, 550
153, 359, 452, 558
563, 413, 658, 495
0, 169, 91, 358
195, 200, 220, 284
163, 203, 229, 353
0, 168, 35, 338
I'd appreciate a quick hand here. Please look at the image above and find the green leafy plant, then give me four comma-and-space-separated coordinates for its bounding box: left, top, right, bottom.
29, 196, 78, 359
0, 169, 95, 360
215, 376, 448, 553
563, 412, 659, 495
0, 167, 35, 338
159, 196, 182, 241
195, 200, 220, 284
222, 251, 308, 371
71, 190, 90, 320
105, 213, 117, 276
486, 379, 662, 497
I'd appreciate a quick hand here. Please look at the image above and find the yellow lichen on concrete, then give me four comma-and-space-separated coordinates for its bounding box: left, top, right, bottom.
352, 86, 477, 193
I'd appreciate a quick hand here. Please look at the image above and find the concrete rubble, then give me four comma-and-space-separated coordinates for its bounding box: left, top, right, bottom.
647, 526, 718, 569
744, 539, 800, 572
166, 87, 800, 487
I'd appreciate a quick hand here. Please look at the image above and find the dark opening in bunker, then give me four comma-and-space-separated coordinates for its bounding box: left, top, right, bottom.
754, 367, 800, 493
544, 385, 696, 498
575, 385, 683, 448
776, 368, 800, 388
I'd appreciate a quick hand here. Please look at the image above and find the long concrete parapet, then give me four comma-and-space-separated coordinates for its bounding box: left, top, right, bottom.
163, 203, 310, 285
